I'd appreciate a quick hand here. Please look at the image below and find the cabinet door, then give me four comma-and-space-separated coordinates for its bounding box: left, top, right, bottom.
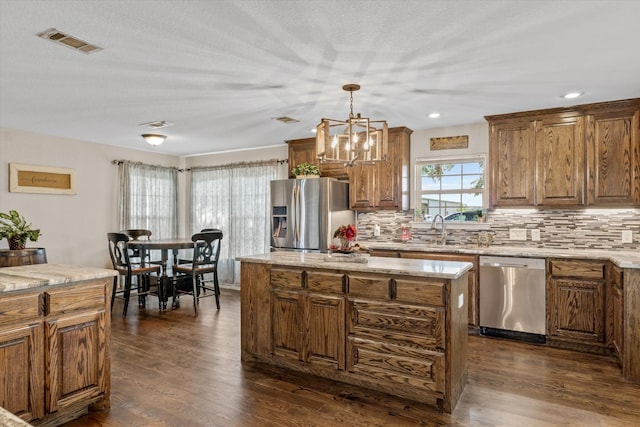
287, 137, 348, 179
586, 107, 640, 205
375, 127, 411, 210
271, 289, 303, 361
349, 163, 376, 209
548, 278, 605, 344
489, 120, 536, 206
535, 115, 585, 205
0, 323, 44, 422
304, 293, 345, 370
609, 266, 624, 358
45, 310, 108, 412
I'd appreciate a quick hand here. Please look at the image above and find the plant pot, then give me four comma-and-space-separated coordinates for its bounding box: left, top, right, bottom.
0, 248, 47, 267
296, 175, 320, 179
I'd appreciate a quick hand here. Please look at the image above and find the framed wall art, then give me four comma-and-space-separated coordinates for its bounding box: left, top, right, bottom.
430, 135, 469, 150
9, 163, 77, 195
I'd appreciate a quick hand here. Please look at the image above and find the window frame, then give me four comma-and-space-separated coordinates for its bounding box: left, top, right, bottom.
414, 153, 487, 224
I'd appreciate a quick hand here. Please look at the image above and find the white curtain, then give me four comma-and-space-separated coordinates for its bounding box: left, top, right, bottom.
118, 161, 178, 240
190, 160, 278, 285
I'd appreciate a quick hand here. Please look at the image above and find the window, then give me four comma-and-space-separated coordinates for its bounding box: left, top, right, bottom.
190, 160, 277, 285
415, 154, 485, 222
118, 161, 178, 239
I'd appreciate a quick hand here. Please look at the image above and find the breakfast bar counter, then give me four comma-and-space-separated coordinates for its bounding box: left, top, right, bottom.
0, 264, 115, 426
239, 252, 472, 413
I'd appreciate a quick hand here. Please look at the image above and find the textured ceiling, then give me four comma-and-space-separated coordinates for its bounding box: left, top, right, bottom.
1, 0, 639, 157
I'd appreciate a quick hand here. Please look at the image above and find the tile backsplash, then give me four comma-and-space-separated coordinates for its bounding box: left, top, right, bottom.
357, 208, 640, 250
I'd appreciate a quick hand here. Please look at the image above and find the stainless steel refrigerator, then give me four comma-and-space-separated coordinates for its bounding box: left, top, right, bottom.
271, 178, 354, 252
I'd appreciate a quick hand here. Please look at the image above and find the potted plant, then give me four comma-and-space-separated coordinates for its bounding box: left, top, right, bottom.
291, 162, 320, 178
0, 210, 41, 250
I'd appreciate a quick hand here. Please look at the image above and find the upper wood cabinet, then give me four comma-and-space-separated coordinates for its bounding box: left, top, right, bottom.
585, 104, 640, 205
286, 137, 348, 179
486, 98, 640, 207
349, 126, 412, 210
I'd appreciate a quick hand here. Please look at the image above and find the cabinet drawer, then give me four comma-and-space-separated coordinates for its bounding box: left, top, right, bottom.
348, 274, 390, 300
549, 260, 606, 279
44, 281, 105, 315
349, 300, 445, 350
307, 270, 344, 294
348, 337, 444, 392
0, 292, 41, 326
270, 268, 303, 290
394, 278, 444, 306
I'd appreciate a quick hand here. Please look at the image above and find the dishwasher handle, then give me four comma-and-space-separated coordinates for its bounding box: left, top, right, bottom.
479, 256, 546, 270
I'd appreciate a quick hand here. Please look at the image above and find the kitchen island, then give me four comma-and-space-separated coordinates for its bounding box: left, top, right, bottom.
0, 263, 115, 426
239, 252, 472, 413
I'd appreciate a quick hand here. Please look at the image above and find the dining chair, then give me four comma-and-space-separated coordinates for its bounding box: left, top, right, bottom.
173, 230, 223, 314
122, 229, 152, 264
107, 232, 162, 316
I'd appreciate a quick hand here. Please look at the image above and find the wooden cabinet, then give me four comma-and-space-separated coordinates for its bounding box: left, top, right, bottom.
371, 249, 479, 327
346, 273, 446, 397
0, 300, 44, 422
349, 127, 412, 210
0, 278, 111, 425
270, 268, 345, 370
488, 119, 536, 206
486, 98, 640, 207
535, 115, 585, 205
586, 103, 640, 205
43, 281, 110, 414
607, 264, 624, 360
286, 137, 348, 179
547, 259, 607, 350
241, 257, 468, 413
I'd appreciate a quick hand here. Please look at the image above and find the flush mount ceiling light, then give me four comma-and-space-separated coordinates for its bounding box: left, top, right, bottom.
36, 28, 102, 54
141, 134, 166, 146
562, 92, 584, 99
316, 84, 388, 167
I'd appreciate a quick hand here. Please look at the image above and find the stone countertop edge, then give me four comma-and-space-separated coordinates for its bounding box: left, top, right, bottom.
357, 242, 640, 269
0, 263, 117, 293
238, 253, 473, 280
0, 406, 32, 426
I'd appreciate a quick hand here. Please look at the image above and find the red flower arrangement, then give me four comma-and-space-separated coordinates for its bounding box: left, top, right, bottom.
332, 224, 357, 250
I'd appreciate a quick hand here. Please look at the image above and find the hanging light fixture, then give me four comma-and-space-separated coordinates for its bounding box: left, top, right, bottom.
141, 134, 166, 146
316, 84, 388, 166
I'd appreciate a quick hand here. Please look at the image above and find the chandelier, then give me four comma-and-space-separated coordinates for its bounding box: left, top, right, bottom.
316, 84, 388, 166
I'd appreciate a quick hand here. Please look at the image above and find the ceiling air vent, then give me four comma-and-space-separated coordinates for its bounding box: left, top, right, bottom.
274, 116, 299, 124
36, 28, 103, 54
138, 121, 175, 130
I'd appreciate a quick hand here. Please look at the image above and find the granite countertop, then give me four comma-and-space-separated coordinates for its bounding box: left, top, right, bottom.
238, 252, 473, 279
0, 406, 32, 426
359, 241, 640, 269
0, 263, 117, 293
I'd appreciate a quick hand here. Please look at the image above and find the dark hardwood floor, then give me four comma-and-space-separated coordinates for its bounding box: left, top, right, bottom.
64, 289, 640, 427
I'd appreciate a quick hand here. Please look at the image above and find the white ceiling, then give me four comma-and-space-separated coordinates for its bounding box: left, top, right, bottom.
1, 0, 639, 157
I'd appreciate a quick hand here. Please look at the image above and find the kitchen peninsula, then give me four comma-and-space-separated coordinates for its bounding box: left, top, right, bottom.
0, 263, 115, 426
239, 252, 472, 413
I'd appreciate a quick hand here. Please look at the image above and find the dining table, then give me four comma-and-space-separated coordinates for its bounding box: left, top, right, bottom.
127, 237, 195, 310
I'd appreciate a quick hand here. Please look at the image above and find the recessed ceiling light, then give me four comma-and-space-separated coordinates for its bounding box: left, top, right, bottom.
562, 92, 583, 99
428, 112, 441, 118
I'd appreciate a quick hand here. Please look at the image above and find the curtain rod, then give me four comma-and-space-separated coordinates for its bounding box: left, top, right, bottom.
113, 158, 287, 172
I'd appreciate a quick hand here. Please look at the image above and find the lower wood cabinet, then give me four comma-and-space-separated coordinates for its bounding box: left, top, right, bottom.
0, 278, 111, 425
241, 260, 468, 413
608, 265, 624, 360
547, 259, 607, 350
371, 250, 479, 327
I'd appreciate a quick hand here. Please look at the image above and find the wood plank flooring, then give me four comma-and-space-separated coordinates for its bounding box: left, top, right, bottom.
64, 289, 640, 427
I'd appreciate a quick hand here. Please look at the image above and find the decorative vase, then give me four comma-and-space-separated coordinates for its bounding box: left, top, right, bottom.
8, 237, 25, 250
340, 237, 351, 250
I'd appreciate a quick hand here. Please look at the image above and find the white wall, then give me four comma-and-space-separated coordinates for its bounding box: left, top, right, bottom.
0, 127, 183, 268
409, 122, 489, 208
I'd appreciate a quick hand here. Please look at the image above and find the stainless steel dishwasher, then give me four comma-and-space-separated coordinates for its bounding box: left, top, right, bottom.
479, 256, 546, 343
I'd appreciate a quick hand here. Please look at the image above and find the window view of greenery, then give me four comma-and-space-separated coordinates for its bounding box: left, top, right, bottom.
416, 157, 485, 222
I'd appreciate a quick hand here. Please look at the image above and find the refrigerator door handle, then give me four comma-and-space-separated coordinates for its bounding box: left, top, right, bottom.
291, 183, 300, 245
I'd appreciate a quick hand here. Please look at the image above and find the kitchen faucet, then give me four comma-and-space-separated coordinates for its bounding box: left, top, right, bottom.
431, 214, 447, 245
